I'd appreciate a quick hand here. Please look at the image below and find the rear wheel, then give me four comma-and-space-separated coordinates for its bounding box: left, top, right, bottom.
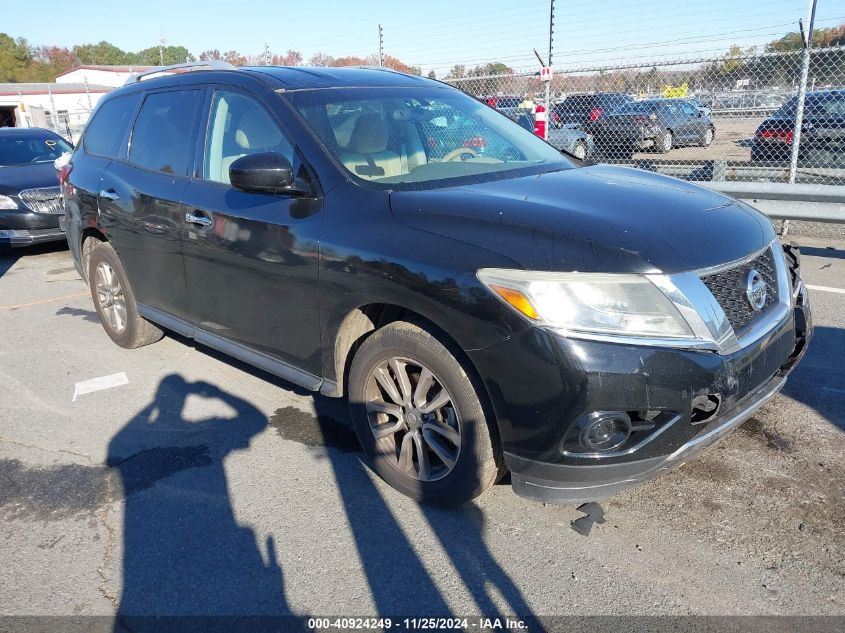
348, 321, 502, 505
655, 129, 673, 154
88, 241, 163, 349
572, 140, 588, 160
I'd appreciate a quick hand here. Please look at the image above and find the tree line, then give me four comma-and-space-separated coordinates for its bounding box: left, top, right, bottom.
0, 34, 423, 82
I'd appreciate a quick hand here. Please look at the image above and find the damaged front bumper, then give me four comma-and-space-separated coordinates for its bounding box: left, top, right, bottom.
468, 245, 813, 504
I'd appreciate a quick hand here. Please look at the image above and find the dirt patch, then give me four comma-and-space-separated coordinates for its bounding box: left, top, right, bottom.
739, 418, 793, 452
0, 458, 112, 522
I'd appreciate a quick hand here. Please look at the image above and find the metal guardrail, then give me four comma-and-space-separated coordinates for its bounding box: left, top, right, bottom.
701, 181, 845, 222
603, 158, 845, 222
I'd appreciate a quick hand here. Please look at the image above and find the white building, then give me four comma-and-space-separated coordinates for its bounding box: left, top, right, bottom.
55, 64, 159, 88
0, 82, 112, 140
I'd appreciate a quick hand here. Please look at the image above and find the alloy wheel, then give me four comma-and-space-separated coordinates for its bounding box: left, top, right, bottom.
95, 262, 127, 333
365, 357, 462, 482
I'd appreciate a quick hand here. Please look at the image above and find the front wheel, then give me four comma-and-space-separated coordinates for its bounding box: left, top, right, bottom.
348, 321, 502, 506
700, 127, 714, 147
572, 140, 588, 160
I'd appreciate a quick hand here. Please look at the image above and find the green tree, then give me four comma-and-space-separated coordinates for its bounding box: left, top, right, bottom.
132, 46, 194, 65
0, 33, 33, 81
445, 64, 465, 79
72, 41, 128, 65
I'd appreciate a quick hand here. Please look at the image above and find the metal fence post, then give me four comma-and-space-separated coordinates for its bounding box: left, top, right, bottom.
544, 0, 554, 140
788, 0, 818, 184
47, 84, 58, 132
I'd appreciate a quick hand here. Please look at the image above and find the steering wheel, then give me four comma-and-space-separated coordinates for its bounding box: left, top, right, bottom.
441, 147, 478, 162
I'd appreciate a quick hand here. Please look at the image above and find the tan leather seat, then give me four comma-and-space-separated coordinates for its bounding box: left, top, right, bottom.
220, 113, 285, 183
339, 113, 402, 180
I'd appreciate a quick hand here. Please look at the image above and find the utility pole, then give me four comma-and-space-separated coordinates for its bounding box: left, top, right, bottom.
788, 0, 817, 184
264, 42, 271, 66
378, 24, 384, 66
544, 0, 555, 140
159, 30, 166, 66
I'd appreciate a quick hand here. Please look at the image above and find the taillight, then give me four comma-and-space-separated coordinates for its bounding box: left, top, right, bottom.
756, 129, 794, 144
589, 107, 603, 122
462, 136, 487, 148
59, 164, 72, 186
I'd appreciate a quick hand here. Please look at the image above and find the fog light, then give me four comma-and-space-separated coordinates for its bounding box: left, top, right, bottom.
580, 411, 632, 452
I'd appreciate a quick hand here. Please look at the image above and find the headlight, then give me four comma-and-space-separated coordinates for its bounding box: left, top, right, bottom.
0, 194, 19, 210
477, 268, 694, 339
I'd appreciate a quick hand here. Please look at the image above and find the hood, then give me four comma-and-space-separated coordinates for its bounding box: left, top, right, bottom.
388, 164, 774, 274
0, 163, 60, 196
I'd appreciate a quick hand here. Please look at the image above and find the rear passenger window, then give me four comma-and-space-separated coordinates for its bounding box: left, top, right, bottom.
129, 90, 201, 176
84, 93, 142, 158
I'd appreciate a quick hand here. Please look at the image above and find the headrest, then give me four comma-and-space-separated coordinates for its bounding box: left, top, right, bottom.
234, 113, 283, 150
347, 113, 389, 154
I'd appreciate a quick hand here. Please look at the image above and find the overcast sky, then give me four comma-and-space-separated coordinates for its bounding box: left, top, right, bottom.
5, 0, 844, 75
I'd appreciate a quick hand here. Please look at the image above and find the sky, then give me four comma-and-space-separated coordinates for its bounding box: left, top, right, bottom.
5, 0, 844, 76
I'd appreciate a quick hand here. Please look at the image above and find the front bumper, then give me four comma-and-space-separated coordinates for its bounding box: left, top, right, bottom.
509, 371, 786, 503
468, 279, 812, 504
0, 209, 65, 246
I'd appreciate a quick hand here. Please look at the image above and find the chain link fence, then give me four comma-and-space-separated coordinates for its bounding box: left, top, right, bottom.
28, 106, 92, 145
444, 46, 845, 185
444, 46, 845, 236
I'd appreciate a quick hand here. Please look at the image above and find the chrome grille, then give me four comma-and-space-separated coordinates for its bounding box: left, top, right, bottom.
701, 248, 779, 333
19, 187, 63, 215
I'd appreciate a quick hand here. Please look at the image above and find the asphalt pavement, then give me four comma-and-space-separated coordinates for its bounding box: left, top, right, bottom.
0, 237, 843, 626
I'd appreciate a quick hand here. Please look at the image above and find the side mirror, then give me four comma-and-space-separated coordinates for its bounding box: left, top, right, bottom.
229, 152, 306, 195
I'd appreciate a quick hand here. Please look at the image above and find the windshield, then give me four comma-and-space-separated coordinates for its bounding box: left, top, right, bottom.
0, 133, 72, 167
288, 86, 572, 189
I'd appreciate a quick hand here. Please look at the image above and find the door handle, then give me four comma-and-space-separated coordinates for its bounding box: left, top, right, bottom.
185, 211, 212, 227
99, 189, 120, 201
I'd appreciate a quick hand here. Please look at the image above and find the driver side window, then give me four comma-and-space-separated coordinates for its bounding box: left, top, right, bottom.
204, 90, 294, 185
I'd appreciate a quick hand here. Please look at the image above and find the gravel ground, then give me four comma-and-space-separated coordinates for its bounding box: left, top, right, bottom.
0, 238, 842, 627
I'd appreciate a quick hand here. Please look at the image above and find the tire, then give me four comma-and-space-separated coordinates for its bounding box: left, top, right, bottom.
700, 126, 714, 148
347, 320, 502, 506
572, 140, 588, 160
655, 129, 673, 154
88, 240, 163, 349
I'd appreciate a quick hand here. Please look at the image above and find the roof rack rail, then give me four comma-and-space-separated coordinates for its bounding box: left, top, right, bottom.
124, 60, 236, 85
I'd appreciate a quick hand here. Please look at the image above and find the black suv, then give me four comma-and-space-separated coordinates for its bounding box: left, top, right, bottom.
550, 92, 633, 131
594, 98, 716, 154
63, 63, 811, 506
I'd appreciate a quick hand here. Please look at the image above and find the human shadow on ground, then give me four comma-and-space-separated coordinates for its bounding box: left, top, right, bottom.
107, 374, 308, 632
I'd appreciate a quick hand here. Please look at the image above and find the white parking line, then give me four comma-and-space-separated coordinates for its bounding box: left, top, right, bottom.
72, 372, 129, 402
807, 284, 845, 295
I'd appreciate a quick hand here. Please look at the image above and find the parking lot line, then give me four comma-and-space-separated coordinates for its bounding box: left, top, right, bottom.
0, 291, 89, 312
72, 372, 129, 402
806, 284, 845, 295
